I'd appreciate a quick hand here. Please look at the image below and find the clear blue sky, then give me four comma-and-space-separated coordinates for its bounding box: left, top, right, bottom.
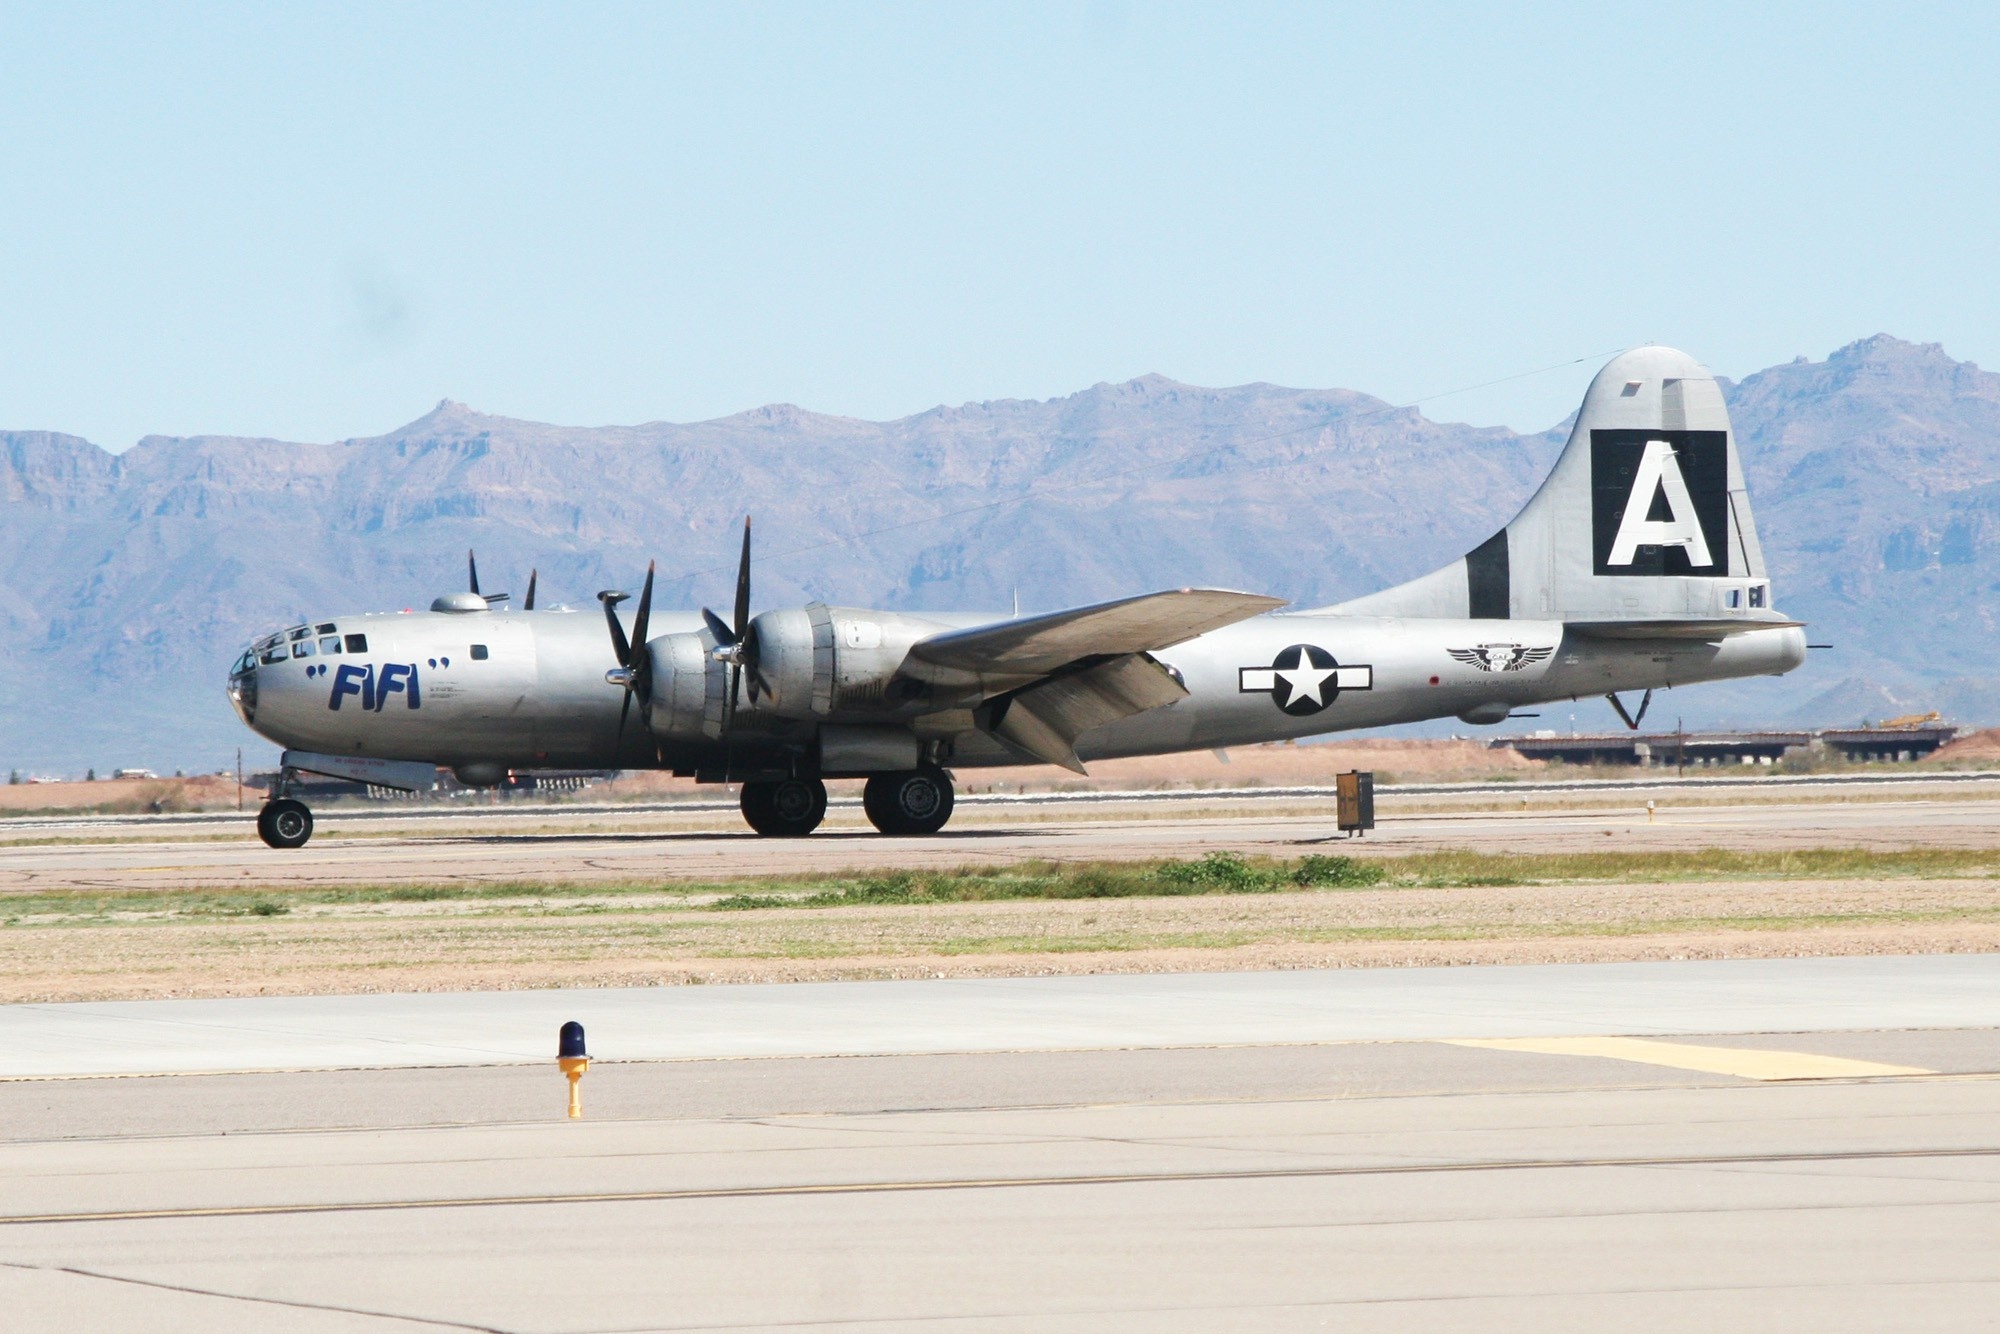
2, 2, 1994, 450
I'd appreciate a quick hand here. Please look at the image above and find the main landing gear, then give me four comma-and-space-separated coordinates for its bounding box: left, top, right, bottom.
861, 767, 955, 836
739, 776, 829, 837
734, 767, 959, 837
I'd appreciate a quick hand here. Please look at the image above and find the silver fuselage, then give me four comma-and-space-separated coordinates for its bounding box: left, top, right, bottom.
228, 606, 1807, 775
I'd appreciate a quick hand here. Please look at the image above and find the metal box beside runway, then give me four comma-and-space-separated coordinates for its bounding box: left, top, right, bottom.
1336, 770, 1374, 835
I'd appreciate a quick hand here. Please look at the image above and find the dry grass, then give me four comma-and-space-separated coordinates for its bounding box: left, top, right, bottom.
3, 846, 1999, 1002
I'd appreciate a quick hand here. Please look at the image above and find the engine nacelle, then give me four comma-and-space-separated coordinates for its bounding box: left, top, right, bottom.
644, 630, 727, 739
747, 603, 950, 720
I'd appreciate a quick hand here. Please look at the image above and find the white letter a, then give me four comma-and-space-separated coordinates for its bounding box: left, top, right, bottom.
1608, 439, 1712, 567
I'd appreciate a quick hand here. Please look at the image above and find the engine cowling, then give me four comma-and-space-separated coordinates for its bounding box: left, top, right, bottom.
744, 603, 952, 720
643, 630, 727, 739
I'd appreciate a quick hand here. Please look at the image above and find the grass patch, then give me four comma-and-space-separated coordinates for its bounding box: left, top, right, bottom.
3, 846, 1997, 930
712, 852, 1384, 911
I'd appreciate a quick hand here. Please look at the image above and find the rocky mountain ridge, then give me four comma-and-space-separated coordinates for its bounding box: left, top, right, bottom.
3, 335, 1993, 772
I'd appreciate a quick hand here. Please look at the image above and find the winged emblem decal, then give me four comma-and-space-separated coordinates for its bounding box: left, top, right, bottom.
1445, 643, 1555, 673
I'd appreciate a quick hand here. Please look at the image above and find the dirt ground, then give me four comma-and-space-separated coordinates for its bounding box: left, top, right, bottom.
1931, 728, 2000, 764
0, 773, 253, 813
5, 874, 1997, 1003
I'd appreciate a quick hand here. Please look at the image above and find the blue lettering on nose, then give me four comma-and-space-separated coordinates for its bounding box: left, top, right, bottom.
329, 663, 374, 711
374, 662, 421, 711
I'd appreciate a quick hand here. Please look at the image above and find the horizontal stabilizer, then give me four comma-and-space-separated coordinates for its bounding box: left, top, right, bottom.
910, 588, 1284, 678
985, 653, 1188, 774
1567, 617, 1804, 641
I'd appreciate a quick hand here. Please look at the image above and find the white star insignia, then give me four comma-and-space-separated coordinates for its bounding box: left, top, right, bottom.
1275, 658, 1336, 706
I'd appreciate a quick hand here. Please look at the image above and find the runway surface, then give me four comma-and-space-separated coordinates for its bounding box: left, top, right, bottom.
4, 954, 1998, 1079
8, 789, 2000, 892
2, 956, 1997, 1329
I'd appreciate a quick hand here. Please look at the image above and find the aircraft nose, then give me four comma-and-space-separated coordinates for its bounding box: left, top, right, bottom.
226, 648, 259, 725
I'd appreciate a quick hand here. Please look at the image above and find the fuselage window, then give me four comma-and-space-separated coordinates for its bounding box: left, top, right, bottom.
1726, 589, 1742, 609
344, 633, 369, 654
1748, 585, 1766, 609
320, 636, 342, 654
470, 643, 490, 661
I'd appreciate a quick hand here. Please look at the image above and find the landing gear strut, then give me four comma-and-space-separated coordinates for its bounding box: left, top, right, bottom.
739, 776, 828, 837
862, 767, 956, 836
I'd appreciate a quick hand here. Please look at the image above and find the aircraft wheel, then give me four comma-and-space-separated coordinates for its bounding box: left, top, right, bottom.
862, 768, 955, 835
740, 777, 827, 837
257, 798, 314, 849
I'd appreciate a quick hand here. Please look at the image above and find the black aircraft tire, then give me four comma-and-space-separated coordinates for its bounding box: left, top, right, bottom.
862, 768, 955, 836
740, 778, 827, 837
257, 798, 314, 849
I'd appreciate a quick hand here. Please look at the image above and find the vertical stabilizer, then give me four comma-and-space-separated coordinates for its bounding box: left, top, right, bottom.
1329, 346, 1779, 625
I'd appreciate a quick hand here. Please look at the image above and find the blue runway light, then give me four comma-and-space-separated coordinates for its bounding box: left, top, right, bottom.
558, 1021, 590, 1118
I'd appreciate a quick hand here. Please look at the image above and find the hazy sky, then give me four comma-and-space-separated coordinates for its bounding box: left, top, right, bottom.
2, 3, 1994, 449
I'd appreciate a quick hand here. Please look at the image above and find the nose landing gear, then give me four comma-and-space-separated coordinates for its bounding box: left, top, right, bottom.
257, 797, 313, 848
256, 766, 314, 848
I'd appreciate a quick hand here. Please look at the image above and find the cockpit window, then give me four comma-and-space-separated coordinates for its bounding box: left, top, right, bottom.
316, 622, 338, 635
293, 640, 316, 657
288, 626, 311, 641
254, 633, 282, 652
344, 633, 369, 653
260, 645, 289, 664
320, 636, 341, 654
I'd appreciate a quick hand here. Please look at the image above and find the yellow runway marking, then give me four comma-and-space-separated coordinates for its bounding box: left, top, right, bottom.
1442, 1036, 1933, 1081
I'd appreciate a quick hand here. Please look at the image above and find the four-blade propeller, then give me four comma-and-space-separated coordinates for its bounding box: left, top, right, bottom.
701, 517, 767, 724
596, 561, 655, 747
467, 550, 535, 609
597, 516, 758, 743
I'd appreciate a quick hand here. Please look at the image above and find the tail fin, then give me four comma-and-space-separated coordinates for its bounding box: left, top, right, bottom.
1330, 346, 1783, 628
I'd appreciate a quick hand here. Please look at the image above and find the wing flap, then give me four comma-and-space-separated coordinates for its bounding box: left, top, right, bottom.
909, 588, 1285, 678
985, 653, 1187, 774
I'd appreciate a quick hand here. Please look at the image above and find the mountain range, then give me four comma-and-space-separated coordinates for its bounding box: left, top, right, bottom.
4, 334, 1995, 774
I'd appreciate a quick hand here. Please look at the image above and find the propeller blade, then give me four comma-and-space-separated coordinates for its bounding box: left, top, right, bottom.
596, 589, 631, 664
630, 562, 655, 661
742, 620, 765, 704
616, 685, 634, 751
700, 608, 735, 646
524, 570, 537, 611
732, 516, 752, 642
468, 550, 480, 596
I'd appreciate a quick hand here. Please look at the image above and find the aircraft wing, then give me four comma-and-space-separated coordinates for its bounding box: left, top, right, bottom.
908, 588, 1286, 678
905, 588, 1284, 774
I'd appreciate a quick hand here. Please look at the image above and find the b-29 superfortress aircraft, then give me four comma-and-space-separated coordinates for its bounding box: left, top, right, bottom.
228, 346, 1804, 847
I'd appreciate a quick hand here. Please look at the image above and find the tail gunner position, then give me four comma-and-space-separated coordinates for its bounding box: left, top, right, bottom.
228, 347, 1805, 847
